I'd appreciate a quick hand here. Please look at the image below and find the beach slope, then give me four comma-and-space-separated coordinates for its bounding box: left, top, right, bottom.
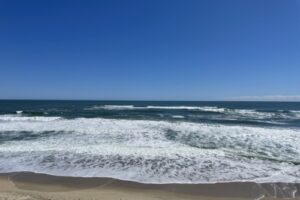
0, 172, 299, 200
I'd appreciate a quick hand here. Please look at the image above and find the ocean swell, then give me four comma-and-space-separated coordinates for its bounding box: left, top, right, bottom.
85, 105, 300, 121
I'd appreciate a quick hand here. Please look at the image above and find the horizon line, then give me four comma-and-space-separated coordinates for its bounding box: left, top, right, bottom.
0, 98, 300, 102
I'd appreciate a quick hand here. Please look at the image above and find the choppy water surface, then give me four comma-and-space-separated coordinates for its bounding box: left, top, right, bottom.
0, 100, 300, 183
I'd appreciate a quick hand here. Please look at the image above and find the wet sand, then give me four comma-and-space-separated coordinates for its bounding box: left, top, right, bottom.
0, 172, 299, 200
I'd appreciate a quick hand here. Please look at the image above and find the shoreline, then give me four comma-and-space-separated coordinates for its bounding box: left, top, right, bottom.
0, 172, 299, 199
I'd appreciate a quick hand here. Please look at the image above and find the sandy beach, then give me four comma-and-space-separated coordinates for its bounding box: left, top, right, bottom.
0, 172, 299, 200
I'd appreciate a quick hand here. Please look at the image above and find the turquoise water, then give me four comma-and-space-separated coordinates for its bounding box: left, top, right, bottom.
0, 100, 300, 183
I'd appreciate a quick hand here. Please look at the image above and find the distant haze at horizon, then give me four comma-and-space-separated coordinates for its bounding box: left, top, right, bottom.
1, 95, 300, 102
1, 0, 299, 100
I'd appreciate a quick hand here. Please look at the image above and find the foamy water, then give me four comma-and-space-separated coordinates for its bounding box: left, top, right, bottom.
0, 101, 300, 183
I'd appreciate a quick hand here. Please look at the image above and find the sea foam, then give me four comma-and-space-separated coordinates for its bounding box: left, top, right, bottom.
0, 115, 299, 183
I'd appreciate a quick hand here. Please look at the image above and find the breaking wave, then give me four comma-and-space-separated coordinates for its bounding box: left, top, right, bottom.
0, 115, 61, 122
0, 115, 299, 183
85, 105, 300, 120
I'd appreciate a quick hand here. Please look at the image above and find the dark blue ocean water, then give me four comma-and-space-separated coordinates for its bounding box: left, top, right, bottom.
0, 100, 300, 183
1, 100, 300, 127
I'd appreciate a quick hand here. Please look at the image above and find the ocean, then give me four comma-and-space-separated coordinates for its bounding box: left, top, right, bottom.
0, 100, 300, 184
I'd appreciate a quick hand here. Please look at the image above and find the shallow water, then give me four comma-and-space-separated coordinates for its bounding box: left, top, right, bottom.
0, 100, 299, 183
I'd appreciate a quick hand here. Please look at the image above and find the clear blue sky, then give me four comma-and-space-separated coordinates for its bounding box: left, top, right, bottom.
0, 0, 299, 100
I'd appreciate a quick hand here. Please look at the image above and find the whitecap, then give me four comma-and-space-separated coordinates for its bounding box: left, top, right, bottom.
0, 115, 61, 122
171, 115, 185, 119
0, 116, 300, 183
